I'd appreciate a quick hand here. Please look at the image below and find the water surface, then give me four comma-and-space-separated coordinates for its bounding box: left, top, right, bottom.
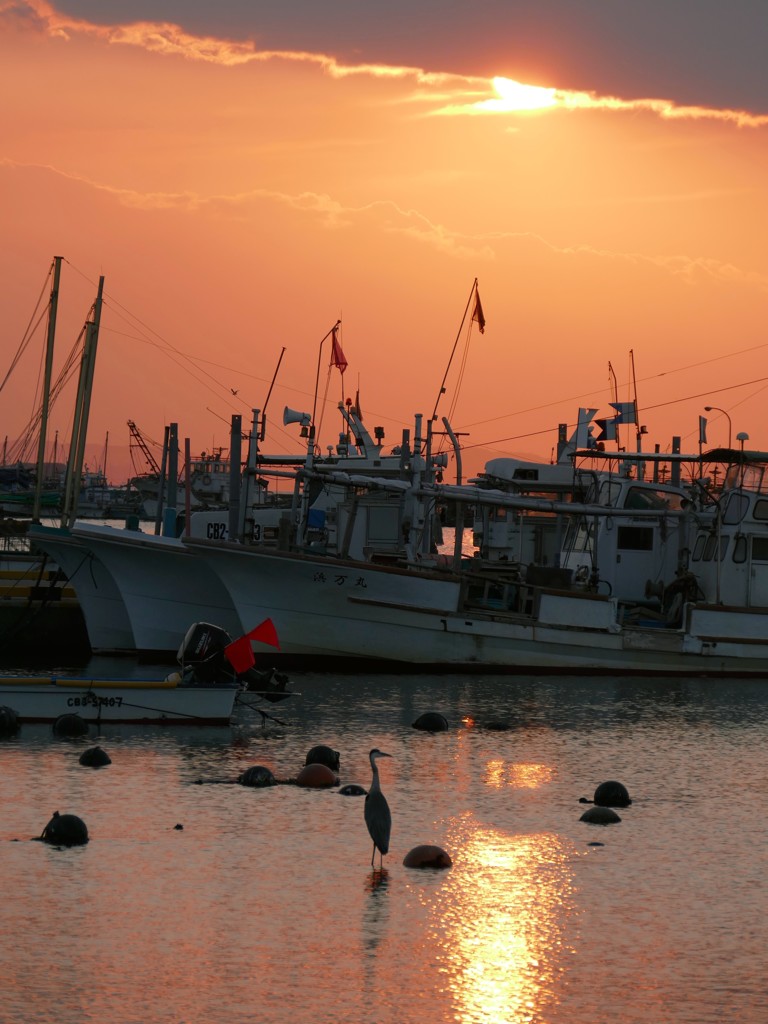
1, 670, 766, 1023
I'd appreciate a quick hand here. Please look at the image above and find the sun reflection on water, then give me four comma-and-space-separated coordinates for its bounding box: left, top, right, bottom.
484, 760, 555, 789
425, 818, 575, 1024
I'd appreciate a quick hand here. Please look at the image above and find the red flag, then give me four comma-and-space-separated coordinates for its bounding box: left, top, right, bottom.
247, 618, 281, 650
330, 332, 348, 373
224, 635, 255, 673
472, 288, 486, 334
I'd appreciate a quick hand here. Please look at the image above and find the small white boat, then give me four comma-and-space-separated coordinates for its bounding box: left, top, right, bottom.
0, 620, 289, 725
0, 673, 240, 725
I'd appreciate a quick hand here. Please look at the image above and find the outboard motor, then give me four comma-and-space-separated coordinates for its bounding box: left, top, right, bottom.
178, 622, 236, 685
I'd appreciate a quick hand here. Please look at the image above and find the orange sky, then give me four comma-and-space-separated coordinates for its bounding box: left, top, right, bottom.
2, 1, 767, 483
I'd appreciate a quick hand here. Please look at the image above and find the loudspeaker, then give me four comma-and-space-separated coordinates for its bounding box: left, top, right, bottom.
283, 407, 311, 427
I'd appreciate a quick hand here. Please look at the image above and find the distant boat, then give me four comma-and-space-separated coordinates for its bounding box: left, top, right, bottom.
0, 621, 289, 724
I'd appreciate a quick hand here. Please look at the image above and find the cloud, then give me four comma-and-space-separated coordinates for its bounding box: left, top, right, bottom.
435, 77, 768, 129
11, 2, 767, 130
5, 157, 767, 292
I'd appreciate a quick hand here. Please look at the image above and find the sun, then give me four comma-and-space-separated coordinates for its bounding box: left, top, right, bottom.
479, 77, 559, 112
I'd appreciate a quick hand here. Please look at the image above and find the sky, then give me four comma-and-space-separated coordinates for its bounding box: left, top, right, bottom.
1, 0, 767, 485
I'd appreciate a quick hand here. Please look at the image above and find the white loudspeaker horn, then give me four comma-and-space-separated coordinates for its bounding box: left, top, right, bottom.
283, 406, 311, 427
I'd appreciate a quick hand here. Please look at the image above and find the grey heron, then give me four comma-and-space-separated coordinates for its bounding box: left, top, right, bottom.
364, 748, 392, 868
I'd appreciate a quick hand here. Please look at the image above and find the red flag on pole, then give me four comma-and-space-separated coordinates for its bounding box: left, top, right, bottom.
330, 331, 348, 373
224, 635, 255, 673
247, 618, 281, 649
472, 288, 486, 334
224, 618, 280, 672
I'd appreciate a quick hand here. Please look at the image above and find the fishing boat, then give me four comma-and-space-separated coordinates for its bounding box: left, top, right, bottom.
27, 401, 421, 654
0, 620, 290, 724
172, 437, 768, 676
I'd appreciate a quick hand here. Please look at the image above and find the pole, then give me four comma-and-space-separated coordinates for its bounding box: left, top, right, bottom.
431, 279, 478, 424
228, 414, 242, 542
311, 321, 341, 430
34, 256, 62, 522
62, 275, 104, 528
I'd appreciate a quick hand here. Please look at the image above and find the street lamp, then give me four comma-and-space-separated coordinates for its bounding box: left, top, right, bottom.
704, 406, 732, 449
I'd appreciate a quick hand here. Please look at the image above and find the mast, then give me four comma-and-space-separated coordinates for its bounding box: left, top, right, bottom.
33, 256, 62, 523
62, 275, 104, 528
431, 278, 481, 424
630, 349, 644, 479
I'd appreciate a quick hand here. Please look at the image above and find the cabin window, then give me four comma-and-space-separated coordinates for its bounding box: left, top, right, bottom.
732, 536, 747, 563
751, 537, 768, 562
617, 526, 653, 551
702, 534, 729, 561
754, 500, 768, 521
624, 487, 682, 510
598, 480, 623, 507
722, 493, 750, 525
692, 535, 706, 561
366, 506, 400, 545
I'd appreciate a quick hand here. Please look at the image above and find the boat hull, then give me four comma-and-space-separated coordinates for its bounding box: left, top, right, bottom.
28, 523, 244, 654
186, 539, 768, 676
0, 677, 238, 724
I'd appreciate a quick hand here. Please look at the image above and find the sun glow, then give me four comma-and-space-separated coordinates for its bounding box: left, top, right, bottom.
481, 77, 559, 112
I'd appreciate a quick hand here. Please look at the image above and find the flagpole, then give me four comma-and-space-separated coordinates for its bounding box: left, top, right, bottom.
431, 279, 478, 423
311, 319, 342, 434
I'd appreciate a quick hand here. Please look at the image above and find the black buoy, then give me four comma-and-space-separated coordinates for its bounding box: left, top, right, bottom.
0, 705, 20, 736
593, 780, 632, 808
52, 714, 89, 738
580, 806, 622, 825
305, 745, 340, 771
237, 765, 276, 787
338, 783, 367, 796
40, 811, 89, 846
412, 712, 449, 732
79, 746, 111, 768
403, 844, 453, 869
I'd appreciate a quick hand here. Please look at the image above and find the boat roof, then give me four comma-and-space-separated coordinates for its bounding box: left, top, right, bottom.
574, 447, 768, 464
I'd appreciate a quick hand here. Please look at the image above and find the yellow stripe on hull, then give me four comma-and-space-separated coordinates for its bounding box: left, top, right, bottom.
1, 677, 179, 690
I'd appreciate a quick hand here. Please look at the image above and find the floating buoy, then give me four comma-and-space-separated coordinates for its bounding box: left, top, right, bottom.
40, 810, 89, 846
403, 844, 453, 869
295, 763, 338, 788
238, 765, 276, 788
305, 745, 340, 771
79, 746, 111, 768
0, 705, 20, 735
593, 781, 632, 808
338, 783, 367, 796
580, 806, 622, 825
52, 714, 89, 738
412, 712, 449, 732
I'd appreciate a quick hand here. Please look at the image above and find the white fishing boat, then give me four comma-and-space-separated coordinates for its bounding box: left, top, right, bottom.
28, 401, 422, 654
173, 439, 768, 676
0, 621, 289, 725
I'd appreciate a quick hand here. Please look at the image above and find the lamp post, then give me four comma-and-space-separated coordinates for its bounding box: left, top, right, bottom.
704, 406, 732, 449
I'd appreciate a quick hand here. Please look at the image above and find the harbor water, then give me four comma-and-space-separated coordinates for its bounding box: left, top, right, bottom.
1, 668, 767, 1023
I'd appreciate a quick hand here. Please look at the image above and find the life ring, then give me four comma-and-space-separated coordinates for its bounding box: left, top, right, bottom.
201, 474, 212, 486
